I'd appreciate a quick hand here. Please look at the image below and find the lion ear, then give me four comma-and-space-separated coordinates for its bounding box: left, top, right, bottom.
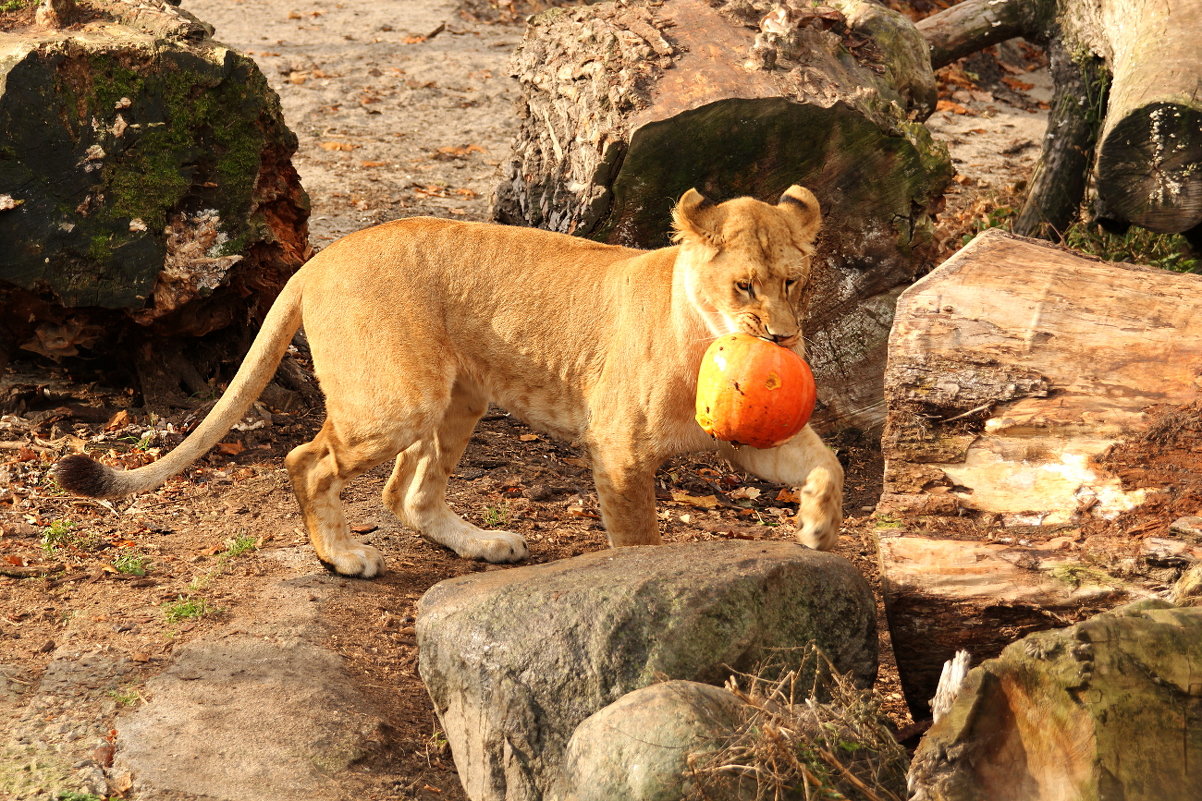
777, 185, 821, 234
672, 188, 723, 248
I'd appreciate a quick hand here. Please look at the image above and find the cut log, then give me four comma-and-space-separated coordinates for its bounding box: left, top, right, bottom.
876, 533, 1144, 719
881, 229, 1202, 524
878, 229, 1202, 717
915, 0, 1039, 70
918, 0, 1202, 236
494, 0, 952, 434
0, 1, 308, 398
1074, 0, 1202, 234
909, 601, 1202, 801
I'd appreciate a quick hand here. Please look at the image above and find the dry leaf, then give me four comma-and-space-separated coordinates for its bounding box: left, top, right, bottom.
936, 100, 969, 115
671, 491, 720, 509
775, 488, 801, 504
214, 441, 245, 456
1001, 76, 1035, 92
360, 160, 388, 168
105, 409, 131, 431
320, 141, 357, 152
519, 434, 540, 442
729, 486, 762, 501
562, 457, 590, 468
435, 144, 485, 158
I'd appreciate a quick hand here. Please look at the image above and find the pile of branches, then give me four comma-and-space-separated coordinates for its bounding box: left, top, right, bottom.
688, 646, 909, 801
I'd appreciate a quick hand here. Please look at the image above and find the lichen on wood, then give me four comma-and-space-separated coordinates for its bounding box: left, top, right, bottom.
0, 4, 308, 377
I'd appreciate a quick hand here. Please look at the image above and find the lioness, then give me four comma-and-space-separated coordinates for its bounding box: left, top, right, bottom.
54, 185, 843, 578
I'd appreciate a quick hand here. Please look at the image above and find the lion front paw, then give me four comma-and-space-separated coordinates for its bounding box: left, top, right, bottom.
460, 530, 529, 563
795, 467, 842, 550
321, 541, 386, 578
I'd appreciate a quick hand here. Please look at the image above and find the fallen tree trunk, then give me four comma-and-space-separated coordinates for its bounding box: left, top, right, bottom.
494, 0, 952, 434
0, 0, 309, 402
882, 228, 1202, 523
878, 229, 1202, 716
909, 602, 1202, 801
918, 0, 1202, 238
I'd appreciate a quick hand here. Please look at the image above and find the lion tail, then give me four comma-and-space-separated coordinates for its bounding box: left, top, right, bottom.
53, 275, 305, 500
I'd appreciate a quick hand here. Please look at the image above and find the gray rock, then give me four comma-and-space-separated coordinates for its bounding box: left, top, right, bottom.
909, 600, 1202, 801
114, 572, 389, 801
555, 680, 745, 801
417, 541, 877, 801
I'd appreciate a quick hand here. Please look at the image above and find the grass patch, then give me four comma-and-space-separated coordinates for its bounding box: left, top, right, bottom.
688, 645, 908, 801
113, 552, 151, 576
482, 502, 511, 529
57, 793, 105, 801
0, 0, 28, 11
222, 533, 259, 558
108, 687, 145, 706
163, 595, 212, 624
1063, 223, 1198, 274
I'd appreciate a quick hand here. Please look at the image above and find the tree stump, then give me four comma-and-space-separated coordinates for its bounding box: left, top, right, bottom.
0, 0, 308, 400
909, 601, 1202, 801
878, 228, 1202, 717
918, 0, 1202, 238
493, 0, 952, 434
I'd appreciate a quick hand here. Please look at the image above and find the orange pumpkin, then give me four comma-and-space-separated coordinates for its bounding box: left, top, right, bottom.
694, 333, 817, 449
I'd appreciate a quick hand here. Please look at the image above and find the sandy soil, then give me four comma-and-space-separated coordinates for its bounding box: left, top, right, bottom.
0, 3, 1065, 800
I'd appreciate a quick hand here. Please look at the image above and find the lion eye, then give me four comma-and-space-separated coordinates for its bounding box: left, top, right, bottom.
735, 279, 753, 296
785, 278, 798, 290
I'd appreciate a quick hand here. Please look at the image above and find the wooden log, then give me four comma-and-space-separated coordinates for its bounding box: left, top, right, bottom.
909, 601, 1202, 801
882, 228, 1202, 522
494, 0, 952, 434
915, 0, 1042, 70
877, 533, 1146, 719
1073, 0, 1202, 234
919, 0, 1202, 236
878, 229, 1202, 717
0, 2, 308, 397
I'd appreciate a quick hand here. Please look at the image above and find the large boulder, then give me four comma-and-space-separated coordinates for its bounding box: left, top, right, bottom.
0, 0, 307, 377
416, 541, 877, 801
909, 600, 1202, 801
555, 680, 746, 801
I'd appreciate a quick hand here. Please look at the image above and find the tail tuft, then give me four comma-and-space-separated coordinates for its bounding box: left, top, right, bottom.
53, 454, 122, 499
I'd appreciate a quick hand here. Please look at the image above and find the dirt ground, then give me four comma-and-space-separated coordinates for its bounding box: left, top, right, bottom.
0, 2, 1065, 799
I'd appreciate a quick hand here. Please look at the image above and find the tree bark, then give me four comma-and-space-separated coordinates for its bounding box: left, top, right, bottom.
0, 1, 308, 392
909, 601, 1202, 801
494, 0, 952, 434
881, 229, 1202, 523
918, 0, 1202, 237
1012, 40, 1106, 238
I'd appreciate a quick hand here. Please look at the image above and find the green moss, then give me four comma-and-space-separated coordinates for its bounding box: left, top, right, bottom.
1046, 563, 1121, 589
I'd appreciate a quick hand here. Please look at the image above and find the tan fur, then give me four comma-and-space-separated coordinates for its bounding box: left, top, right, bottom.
54, 186, 843, 577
